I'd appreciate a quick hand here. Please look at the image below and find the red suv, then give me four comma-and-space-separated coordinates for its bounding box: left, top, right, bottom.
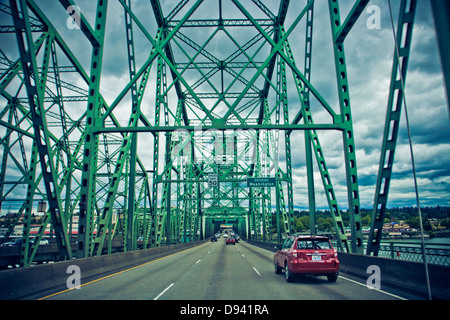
274, 235, 339, 282
226, 237, 236, 245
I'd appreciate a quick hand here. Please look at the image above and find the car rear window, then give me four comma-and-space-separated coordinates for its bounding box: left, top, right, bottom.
296, 239, 332, 250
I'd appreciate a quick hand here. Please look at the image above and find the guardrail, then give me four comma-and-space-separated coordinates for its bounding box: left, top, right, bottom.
329, 240, 450, 267
367, 242, 450, 266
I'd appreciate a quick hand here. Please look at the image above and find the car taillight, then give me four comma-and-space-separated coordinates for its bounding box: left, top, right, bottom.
292, 250, 304, 260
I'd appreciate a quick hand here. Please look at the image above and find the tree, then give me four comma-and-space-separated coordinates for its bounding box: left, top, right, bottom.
299, 216, 310, 231
439, 218, 450, 229
295, 219, 304, 232
362, 214, 371, 227
406, 217, 432, 231
318, 217, 333, 232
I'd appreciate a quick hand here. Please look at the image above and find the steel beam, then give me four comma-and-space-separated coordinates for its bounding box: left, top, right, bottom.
10, 0, 72, 260
1, 0, 427, 265
328, 0, 363, 254
77, 0, 108, 258
367, 0, 417, 256
431, 0, 450, 118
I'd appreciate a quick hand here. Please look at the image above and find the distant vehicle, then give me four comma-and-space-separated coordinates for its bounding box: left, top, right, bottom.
211, 236, 217, 242
225, 237, 236, 245
1, 238, 33, 247
223, 234, 229, 238
0, 238, 21, 247
137, 236, 144, 248
274, 235, 339, 282
39, 239, 49, 245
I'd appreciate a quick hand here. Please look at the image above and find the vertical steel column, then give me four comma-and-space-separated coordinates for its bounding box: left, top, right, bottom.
77, 0, 108, 258
279, 57, 294, 237
367, 0, 417, 256
163, 127, 172, 244
11, 0, 72, 260
124, 0, 139, 252
431, 0, 450, 117
20, 207, 31, 267
328, 0, 363, 254
19, 141, 38, 266
0, 105, 15, 217
302, 4, 317, 236
151, 55, 164, 247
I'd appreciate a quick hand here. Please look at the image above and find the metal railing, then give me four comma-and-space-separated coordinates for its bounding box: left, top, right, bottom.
368, 242, 450, 266
329, 240, 450, 266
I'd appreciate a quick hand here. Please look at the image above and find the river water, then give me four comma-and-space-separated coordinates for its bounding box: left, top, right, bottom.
379, 236, 450, 248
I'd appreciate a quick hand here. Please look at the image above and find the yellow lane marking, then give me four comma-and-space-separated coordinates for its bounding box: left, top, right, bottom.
38, 243, 206, 300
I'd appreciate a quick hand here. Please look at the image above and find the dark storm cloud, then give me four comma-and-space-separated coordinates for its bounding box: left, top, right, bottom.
1, 0, 448, 213
283, 0, 450, 209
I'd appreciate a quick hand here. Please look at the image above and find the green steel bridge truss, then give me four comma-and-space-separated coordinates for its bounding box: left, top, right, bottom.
0, 0, 419, 265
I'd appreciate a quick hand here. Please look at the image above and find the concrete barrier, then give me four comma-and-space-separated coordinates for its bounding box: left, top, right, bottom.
338, 252, 450, 300
245, 239, 279, 252
0, 240, 206, 300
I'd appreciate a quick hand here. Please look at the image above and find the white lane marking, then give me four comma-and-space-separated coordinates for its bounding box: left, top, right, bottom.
339, 276, 407, 300
253, 267, 262, 277
154, 283, 175, 300
242, 254, 245, 258
195, 259, 201, 264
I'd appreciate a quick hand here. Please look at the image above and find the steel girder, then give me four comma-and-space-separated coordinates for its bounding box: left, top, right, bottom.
1, 0, 153, 261
0, 0, 388, 266
431, 0, 450, 117
10, 0, 73, 260
367, 0, 417, 256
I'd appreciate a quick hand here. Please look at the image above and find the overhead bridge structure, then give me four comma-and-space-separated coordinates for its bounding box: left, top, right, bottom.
0, 0, 445, 269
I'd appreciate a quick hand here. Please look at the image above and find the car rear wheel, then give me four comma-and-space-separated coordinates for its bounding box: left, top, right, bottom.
274, 261, 282, 274
327, 273, 338, 282
284, 263, 295, 282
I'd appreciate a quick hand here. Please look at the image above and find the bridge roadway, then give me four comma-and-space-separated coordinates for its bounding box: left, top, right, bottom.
37, 238, 417, 300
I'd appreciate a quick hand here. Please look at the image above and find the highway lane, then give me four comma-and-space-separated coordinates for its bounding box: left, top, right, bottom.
40, 239, 409, 300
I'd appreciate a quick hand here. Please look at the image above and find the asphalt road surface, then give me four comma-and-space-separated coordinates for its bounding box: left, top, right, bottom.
38, 238, 417, 300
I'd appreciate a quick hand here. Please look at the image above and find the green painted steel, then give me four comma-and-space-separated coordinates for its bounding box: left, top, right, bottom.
328, 0, 364, 254
0, 0, 421, 266
10, 0, 72, 260
367, 0, 417, 256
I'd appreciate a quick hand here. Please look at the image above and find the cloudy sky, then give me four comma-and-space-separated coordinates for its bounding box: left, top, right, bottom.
1, 0, 449, 214
286, 0, 450, 210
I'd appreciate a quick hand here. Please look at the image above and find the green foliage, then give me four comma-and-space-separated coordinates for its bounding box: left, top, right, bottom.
291, 206, 450, 232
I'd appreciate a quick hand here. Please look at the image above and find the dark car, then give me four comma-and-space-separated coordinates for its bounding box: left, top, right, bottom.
274, 235, 339, 282
211, 236, 217, 242
1, 238, 24, 247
